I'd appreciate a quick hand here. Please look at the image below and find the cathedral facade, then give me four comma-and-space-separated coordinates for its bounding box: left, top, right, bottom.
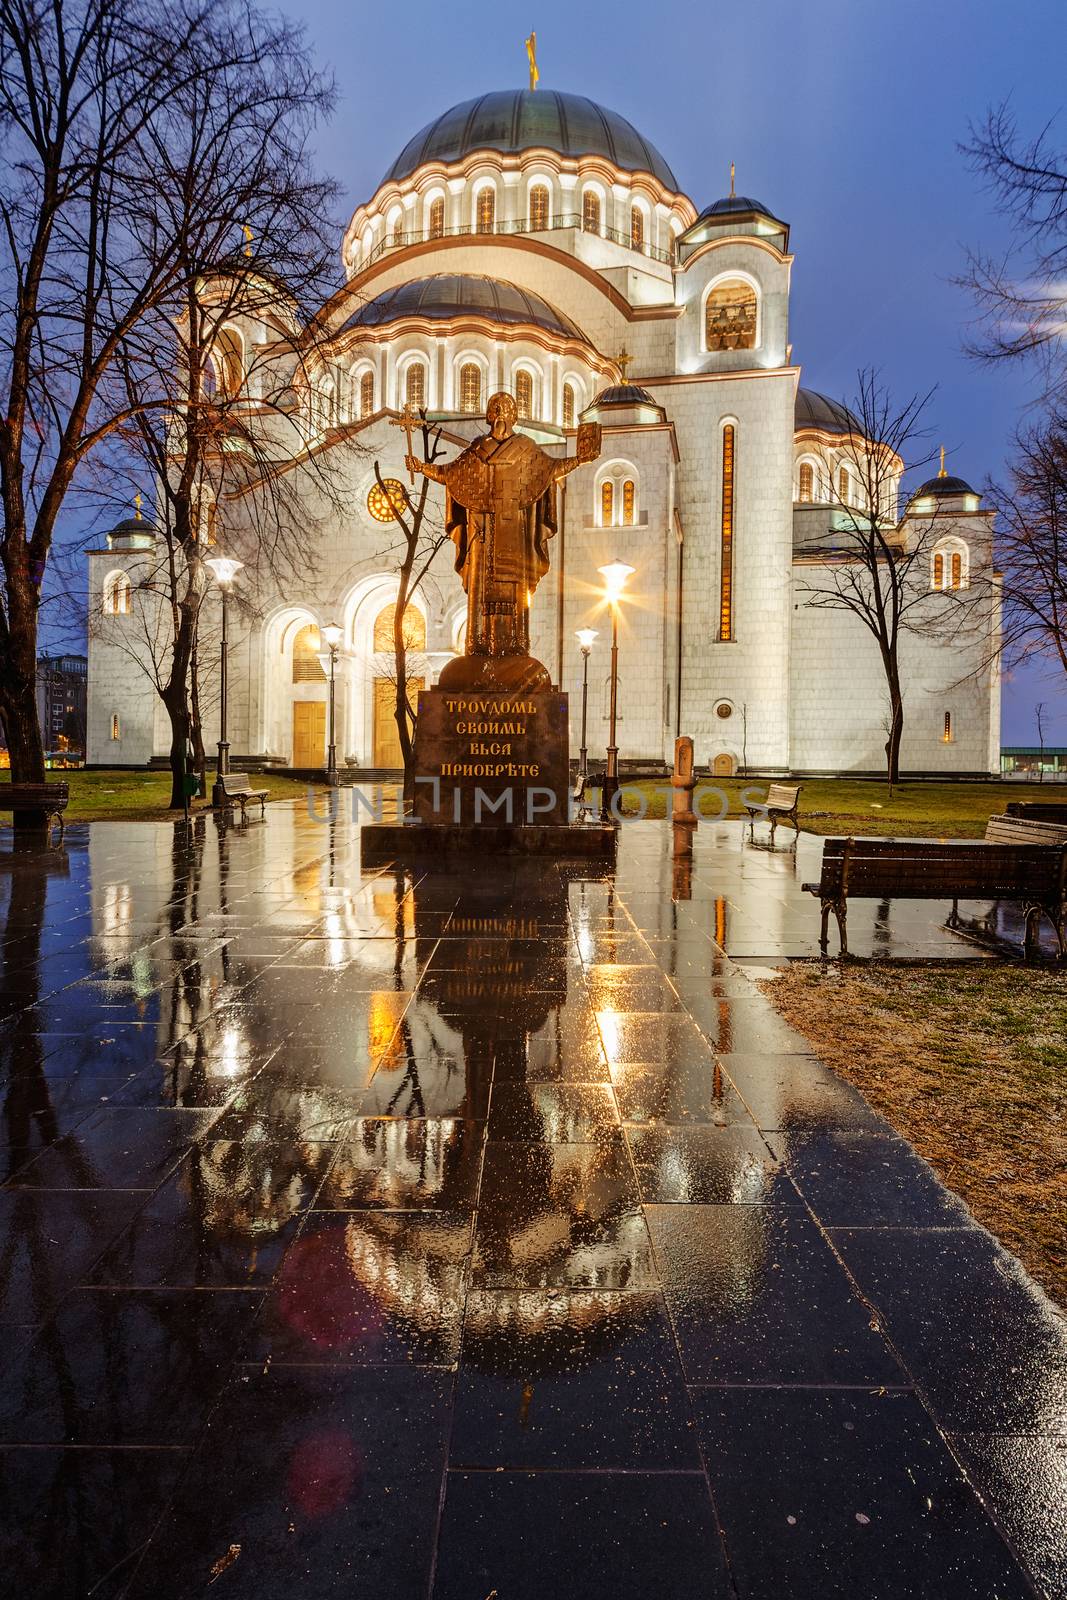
86, 89, 1000, 776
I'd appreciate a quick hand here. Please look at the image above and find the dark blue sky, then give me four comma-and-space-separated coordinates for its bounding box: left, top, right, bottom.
290, 0, 1065, 744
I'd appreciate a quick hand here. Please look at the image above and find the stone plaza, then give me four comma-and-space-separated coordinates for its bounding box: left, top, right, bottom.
1, 800, 1064, 1598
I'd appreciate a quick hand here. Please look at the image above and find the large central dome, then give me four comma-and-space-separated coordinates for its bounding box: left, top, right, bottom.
382, 89, 679, 191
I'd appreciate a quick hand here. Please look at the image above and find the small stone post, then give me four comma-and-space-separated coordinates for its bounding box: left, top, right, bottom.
670, 736, 697, 824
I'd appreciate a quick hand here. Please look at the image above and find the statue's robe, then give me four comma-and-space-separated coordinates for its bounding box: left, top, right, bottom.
440, 430, 558, 598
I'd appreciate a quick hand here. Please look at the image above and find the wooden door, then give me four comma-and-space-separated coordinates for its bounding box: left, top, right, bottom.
292, 700, 326, 768
373, 677, 423, 768
712, 753, 735, 777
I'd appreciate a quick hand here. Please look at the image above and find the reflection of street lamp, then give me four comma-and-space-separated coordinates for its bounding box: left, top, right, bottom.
575, 627, 597, 821
597, 561, 634, 821
319, 622, 343, 787
204, 555, 244, 806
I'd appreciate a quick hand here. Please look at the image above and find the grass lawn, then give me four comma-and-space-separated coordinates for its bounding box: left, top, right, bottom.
2, 767, 331, 822
611, 776, 1067, 836
762, 961, 1067, 1306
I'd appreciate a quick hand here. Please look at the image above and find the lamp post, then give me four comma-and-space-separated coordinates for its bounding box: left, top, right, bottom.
204, 555, 244, 806
575, 627, 597, 821
597, 560, 634, 822
319, 622, 343, 787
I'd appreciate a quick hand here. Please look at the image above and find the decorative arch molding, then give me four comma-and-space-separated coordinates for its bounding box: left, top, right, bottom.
341, 574, 432, 764
595, 457, 640, 527
701, 268, 762, 354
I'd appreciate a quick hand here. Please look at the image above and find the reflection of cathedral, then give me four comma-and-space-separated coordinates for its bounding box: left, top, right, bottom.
87, 87, 998, 775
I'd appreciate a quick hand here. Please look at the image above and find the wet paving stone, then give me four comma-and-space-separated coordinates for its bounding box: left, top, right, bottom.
832, 1227, 1067, 1431
583, 963, 686, 1012
719, 1052, 890, 1133
0, 1189, 146, 1324
5, 1107, 221, 1191
0, 1287, 262, 1444
452, 1288, 700, 1469
775, 1131, 973, 1227
473, 1139, 656, 1291
487, 1082, 618, 1143
90, 1140, 333, 1287
316, 1117, 484, 1210
648, 1205, 906, 1385
949, 1431, 1067, 1599
611, 1059, 751, 1125
594, 1010, 713, 1067
432, 1470, 730, 1599
251, 1210, 469, 1365
694, 1387, 1035, 1600
0, 1445, 189, 1600
627, 1124, 795, 1205
123, 1365, 451, 1600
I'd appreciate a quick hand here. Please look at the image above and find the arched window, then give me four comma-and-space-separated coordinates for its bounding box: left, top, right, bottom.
459, 362, 481, 414
951, 551, 962, 590
720, 425, 736, 641
838, 466, 851, 505
110, 713, 121, 740
705, 279, 758, 352
622, 480, 635, 527
428, 197, 445, 238
292, 624, 325, 683
529, 183, 550, 231
582, 189, 601, 234
514, 368, 533, 420
600, 480, 614, 526
476, 186, 495, 233
405, 360, 427, 410
103, 571, 131, 616
798, 463, 814, 503
373, 602, 426, 651
630, 205, 644, 251
360, 370, 374, 419
933, 552, 944, 590
562, 381, 577, 429
212, 326, 244, 398
931, 539, 969, 591
388, 208, 403, 246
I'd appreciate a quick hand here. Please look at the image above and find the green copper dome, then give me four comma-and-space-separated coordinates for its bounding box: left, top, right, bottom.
383, 90, 679, 191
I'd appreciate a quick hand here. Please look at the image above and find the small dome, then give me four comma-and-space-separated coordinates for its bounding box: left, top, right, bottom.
795, 387, 862, 437
910, 474, 977, 501
698, 194, 776, 220
341, 273, 589, 344
382, 89, 679, 191
591, 383, 657, 406
110, 517, 149, 536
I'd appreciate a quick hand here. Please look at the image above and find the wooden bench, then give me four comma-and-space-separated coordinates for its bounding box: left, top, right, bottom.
745, 782, 801, 840
0, 782, 69, 839
216, 773, 269, 820
986, 813, 1067, 847
1005, 801, 1067, 825
802, 836, 1067, 958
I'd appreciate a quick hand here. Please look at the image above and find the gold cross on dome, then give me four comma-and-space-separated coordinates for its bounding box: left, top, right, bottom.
242, 224, 253, 258
525, 32, 539, 91
939, 444, 946, 478
616, 349, 633, 381
134, 491, 142, 520
730, 161, 736, 198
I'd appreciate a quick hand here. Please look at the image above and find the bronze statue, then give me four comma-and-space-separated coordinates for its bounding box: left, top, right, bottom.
407, 390, 601, 691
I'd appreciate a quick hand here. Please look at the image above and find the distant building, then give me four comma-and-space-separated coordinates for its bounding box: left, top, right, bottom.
36, 653, 87, 761
1000, 747, 1067, 778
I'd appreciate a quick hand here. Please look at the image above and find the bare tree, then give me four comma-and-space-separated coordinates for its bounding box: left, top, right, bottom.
985, 415, 1067, 695
961, 105, 1067, 402
0, 0, 334, 821
794, 370, 972, 788
372, 417, 449, 799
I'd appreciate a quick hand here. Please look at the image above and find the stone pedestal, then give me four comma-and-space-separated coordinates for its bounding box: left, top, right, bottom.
359, 681, 616, 863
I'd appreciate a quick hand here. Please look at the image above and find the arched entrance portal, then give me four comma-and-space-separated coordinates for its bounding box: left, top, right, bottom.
372, 602, 427, 768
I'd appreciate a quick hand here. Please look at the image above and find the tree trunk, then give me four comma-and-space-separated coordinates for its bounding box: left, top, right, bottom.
1, 574, 47, 825
189, 647, 207, 791
883, 659, 904, 793
162, 682, 190, 810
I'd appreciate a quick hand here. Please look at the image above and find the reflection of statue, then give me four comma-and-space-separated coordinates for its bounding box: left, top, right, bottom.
408, 391, 600, 690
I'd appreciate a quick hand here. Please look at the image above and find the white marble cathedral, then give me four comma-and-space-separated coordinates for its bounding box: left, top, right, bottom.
87, 87, 1000, 776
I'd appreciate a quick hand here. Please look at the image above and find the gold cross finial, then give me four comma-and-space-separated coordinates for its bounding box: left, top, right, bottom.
134, 491, 142, 521
390, 401, 420, 484
242, 224, 253, 258
939, 444, 946, 478
616, 348, 633, 380
525, 31, 539, 91
730, 161, 735, 198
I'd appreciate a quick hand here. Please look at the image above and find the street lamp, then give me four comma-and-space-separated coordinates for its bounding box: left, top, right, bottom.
597, 560, 634, 821
575, 627, 597, 821
319, 621, 343, 787
204, 555, 244, 806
